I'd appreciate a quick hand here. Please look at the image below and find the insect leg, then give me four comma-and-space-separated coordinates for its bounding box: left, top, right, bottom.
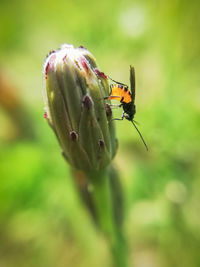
104, 95, 122, 100
133, 119, 140, 126
109, 103, 123, 109
111, 112, 125, 122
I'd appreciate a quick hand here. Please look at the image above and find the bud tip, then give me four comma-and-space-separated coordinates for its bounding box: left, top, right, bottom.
82, 95, 93, 110
98, 139, 105, 148
94, 68, 108, 79
44, 111, 48, 119
80, 57, 89, 72
79, 45, 86, 49
45, 54, 57, 78
70, 131, 78, 141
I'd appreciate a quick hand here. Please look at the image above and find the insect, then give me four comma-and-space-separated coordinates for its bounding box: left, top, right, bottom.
104, 66, 148, 151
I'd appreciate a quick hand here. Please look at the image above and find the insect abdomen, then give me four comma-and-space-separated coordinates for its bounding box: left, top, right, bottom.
108, 85, 132, 103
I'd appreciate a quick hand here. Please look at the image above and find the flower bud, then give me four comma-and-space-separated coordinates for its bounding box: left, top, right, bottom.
43, 44, 117, 171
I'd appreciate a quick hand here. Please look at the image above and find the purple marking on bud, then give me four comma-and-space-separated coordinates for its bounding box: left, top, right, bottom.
94, 68, 108, 79
49, 50, 56, 55
45, 54, 57, 78
82, 95, 93, 110
80, 57, 89, 72
79, 45, 86, 49
63, 54, 67, 61
105, 103, 112, 117
98, 139, 105, 148
45, 63, 50, 79
45, 50, 56, 59
70, 131, 78, 141
44, 111, 48, 119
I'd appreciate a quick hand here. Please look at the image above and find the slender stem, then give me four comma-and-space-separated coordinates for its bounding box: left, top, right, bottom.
86, 168, 128, 267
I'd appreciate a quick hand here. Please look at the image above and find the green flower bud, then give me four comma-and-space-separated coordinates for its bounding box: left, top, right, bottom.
43, 44, 117, 171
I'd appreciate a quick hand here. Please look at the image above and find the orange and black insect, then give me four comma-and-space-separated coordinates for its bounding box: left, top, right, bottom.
105, 66, 148, 151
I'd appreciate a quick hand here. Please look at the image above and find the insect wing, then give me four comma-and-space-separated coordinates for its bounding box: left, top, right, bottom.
130, 66, 135, 102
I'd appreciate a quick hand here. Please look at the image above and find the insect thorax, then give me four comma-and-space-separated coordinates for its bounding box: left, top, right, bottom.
122, 102, 136, 121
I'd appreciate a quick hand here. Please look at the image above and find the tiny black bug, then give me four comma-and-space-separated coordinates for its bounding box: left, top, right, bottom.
104, 66, 148, 151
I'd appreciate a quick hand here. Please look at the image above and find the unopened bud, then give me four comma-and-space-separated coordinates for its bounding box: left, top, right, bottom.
43, 44, 118, 171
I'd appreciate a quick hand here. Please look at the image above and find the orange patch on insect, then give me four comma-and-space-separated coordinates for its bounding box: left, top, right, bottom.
108, 85, 132, 103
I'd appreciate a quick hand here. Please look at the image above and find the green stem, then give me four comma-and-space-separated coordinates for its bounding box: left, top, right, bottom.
86, 168, 128, 267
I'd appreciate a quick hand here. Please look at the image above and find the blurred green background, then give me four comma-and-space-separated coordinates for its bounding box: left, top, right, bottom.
0, 0, 200, 266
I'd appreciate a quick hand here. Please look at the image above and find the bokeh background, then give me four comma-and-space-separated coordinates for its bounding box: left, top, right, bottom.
0, 0, 200, 266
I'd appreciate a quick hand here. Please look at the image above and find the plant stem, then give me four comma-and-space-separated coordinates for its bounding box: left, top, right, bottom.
86, 168, 128, 267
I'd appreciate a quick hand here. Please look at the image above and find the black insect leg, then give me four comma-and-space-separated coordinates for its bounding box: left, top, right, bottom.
104, 96, 122, 100
111, 112, 125, 122
109, 103, 123, 109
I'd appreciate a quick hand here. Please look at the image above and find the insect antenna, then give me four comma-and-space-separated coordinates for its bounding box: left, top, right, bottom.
131, 120, 148, 151
107, 76, 128, 87
133, 119, 140, 126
